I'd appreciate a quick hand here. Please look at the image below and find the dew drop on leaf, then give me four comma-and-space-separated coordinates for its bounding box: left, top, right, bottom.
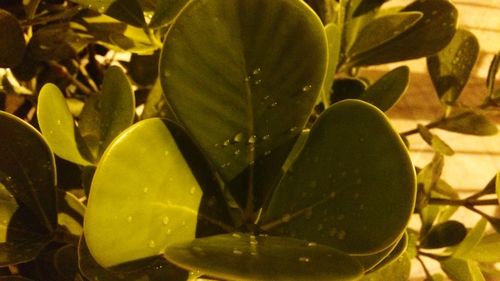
232, 233, 241, 239
302, 85, 312, 92
299, 257, 310, 262
162, 216, 169, 225
307, 242, 317, 247
248, 135, 257, 144
232, 248, 243, 255
189, 186, 196, 195
262, 134, 270, 140
233, 132, 244, 142
148, 240, 156, 248
223, 139, 231, 146
126, 216, 132, 222
252, 68, 261, 75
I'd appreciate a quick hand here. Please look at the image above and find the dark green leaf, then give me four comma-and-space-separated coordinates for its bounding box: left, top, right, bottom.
348, 12, 423, 58
453, 218, 487, 258
463, 233, 500, 263
354, 232, 407, 272
417, 124, 454, 156
141, 79, 175, 120
468, 175, 496, 200
54, 244, 79, 280
84, 118, 202, 267
441, 258, 485, 281
262, 100, 416, 255
106, 0, 147, 28
128, 51, 160, 86
79, 66, 135, 159
79, 236, 187, 281
486, 216, 500, 234
57, 190, 85, 236
330, 78, 367, 104
159, 0, 327, 183
164, 234, 363, 281
438, 109, 498, 136
347, 0, 458, 66
360, 253, 411, 281
27, 24, 87, 61
37, 84, 93, 166
420, 220, 467, 249
487, 51, 500, 97
359, 65, 409, 111
0, 9, 26, 68
0, 111, 57, 232
370, 232, 408, 272
149, 0, 190, 28
353, 0, 388, 17
427, 29, 479, 104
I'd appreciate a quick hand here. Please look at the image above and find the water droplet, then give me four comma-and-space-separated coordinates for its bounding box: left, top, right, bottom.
252, 68, 261, 75
164, 150, 169, 156
302, 85, 312, 92
190, 186, 196, 195
164, 70, 171, 77
254, 79, 262, 85
299, 257, 310, 262
232, 233, 242, 239
262, 134, 270, 140
126, 216, 132, 222
233, 132, 244, 142
166, 229, 172, 235
264, 150, 271, 156
307, 242, 317, 247
233, 248, 243, 255
56, 119, 61, 125
249, 239, 258, 245
148, 240, 156, 248
143, 187, 149, 193
248, 135, 257, 144
214, 143, 220, 148
162, 216, 169, 225
234, 149, 241, 155
263, 95, 270, 100
282, 213, 291, 222
223, 139, 231, 146
289, 126, 298, 132
270, 101, 278, 107
244, 76, 251, 82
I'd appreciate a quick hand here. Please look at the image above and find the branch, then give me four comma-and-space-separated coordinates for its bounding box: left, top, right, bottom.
47, 61, 95, 96
428, 198, 499, 206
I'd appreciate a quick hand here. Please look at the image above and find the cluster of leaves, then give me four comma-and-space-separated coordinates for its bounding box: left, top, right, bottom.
0, 0, 499, 280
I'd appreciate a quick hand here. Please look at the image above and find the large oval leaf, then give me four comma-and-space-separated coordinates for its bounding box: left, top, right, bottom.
84, 118, 202, 267
427, 29, 479, 104
0, 9, 26, 68
37, 83, 93, 166
359, 65, 409, 111
261, 100, 416, 255
164, 233, 363, 281
0, 111, 57, 232
160, 0, 328, 183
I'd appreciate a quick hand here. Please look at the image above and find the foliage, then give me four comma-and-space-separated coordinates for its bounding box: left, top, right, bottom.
0, 0, 499, 280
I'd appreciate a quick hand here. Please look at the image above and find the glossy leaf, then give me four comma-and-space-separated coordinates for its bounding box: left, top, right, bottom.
106, 0, 146, 27
487, 51, 500, 97
360, 253, 411, 281
438, 109, 498, 136
79, 66, 135, 159
441, 258, 485, 281
348, 12, 423, 58
164, 233, 363, 281
420, 220, 467, 249
359, 65, 409, 111
0, 9, 26, 68
417, 124, 454, 156
160, 0, 327, 183
37, 84, 93, 166
354, 232, 407, 271
57, 191, 85, 236
330, 78, 367, 104
0, 111, 57, 232
462, 233, 500, 263
262, 100, 416, 255
322, 23, 341, 98
353, 0, 388, 17
27, 24, 87, 61
79, 236, 187, 281
142, 79, 176, 120
369, 232, 408, 272
453, 218, 487, 258
128, 51, 160, 86
84, 118, 202, 267
149, 0, 190, 28
427, 29, 479, 104
347, 0, 457, 66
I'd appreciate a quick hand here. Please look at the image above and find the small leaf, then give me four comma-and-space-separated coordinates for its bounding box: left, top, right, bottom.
37, 84, 93, 166
149, 0, 190, 28
322, 23, 341, 99
0, 9, 26, 68
487, 51, 500, 97
160, 0, 327, 183
347, 0, 458, 66
427, 29, 479, 104
262, 100, 416, 255
417, 153, 444, 195
417, 124, 454, 156
453, 218, 487, 258
164, 234, 363, 281
27, 24, 87, 61
467, 175, 495, 200
0, 111, 57, 232
463, 233, 500, 263
353, 0, 388, 17
142, 79, 176, 120
106, 0, 147, 28
359, 65, 409, 111
438, 109, 498, 136
128, 51, 160, 86
84, 118, 202, 267
441, 258, 485, 281
79, 66, 135, 159
330, 78, 367, 104
360, 253, 411, 281
420, 220, 467, 249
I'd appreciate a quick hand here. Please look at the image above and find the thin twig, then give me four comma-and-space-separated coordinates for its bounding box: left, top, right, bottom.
47, 61, 95, 95
428, 198, 499, 206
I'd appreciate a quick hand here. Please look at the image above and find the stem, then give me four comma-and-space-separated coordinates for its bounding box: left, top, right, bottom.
416, 255, 432, 280
466, 205, 495, 219
400, 119, 442, 137
428, 198, 499, 206
47, 61, 95, 95
418, 250, 450, 261
198, 213, 235, 233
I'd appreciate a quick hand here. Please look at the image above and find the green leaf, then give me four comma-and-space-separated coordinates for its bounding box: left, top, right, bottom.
262, 100, 416, 255
164, 234, 363, 281
453, 218, 487, 258
37, 84, 93, 166
355, 232, 407, 272
84, 118, 202, 267
441, 258, 485, 281
348, 12, 423, 58
57, 190, 85, 236
322, 23, 341, 100
128, 51, 160, 86
359, 66, 409, 111
149, 0, 190, 28
438, 109, 498, 136
487, 51, 500, 97
463, 233, 500, 263
27, 24, 87, 61
427, 29, 479, 104
142, 79, 176, 120
353, 0, 388, 17
497, 172, 500, 205
79, 66, 135, 159
330, 78, 367, 104
417, 124, 455, 156
0, 9, 26, 68
347, 0, 457, 66
106, 0, 147, 28
159, 0, 327, 183
0, 111, 57, 232
360, 253, 411, 281
370, 232, 408, 272
79, 236, 187, 281
420, 220, 467, 249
